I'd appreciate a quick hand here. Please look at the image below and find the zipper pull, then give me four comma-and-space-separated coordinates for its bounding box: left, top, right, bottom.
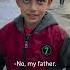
25, 35, 30, 48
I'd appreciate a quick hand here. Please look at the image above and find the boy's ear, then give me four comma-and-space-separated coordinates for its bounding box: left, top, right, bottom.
48, 0, 53, 5
16, 0, 20, 7
46, 0, 53, 10
47, 0, 53, 8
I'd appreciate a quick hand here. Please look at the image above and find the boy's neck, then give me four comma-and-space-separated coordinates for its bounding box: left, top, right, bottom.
24, 21, 39, 30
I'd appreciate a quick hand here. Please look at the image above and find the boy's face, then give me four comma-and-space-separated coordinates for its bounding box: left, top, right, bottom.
16, 0, 52, 23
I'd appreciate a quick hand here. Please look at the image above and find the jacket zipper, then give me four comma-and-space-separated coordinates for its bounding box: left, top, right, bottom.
25, 35, 31, 48
21, 34, 31, 70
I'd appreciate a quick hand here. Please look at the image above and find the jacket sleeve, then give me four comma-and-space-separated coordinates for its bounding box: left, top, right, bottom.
0, 30, 5, 70
61, 37, 70, 69
0, 55, 5, 70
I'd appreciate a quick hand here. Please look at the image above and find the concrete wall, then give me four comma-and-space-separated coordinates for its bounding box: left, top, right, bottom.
0, 0, 20, 28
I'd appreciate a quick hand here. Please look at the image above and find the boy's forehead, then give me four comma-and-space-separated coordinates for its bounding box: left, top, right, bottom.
24, 0, 52, 1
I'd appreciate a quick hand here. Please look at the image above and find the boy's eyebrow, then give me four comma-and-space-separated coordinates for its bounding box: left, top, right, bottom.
37, 0, 46, 2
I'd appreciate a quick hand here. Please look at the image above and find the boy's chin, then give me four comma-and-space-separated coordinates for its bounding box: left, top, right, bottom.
26, 19, 40, 24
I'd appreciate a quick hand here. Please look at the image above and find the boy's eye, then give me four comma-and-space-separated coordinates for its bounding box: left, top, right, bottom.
23, 0, 30, 4
37, 0, 46, 5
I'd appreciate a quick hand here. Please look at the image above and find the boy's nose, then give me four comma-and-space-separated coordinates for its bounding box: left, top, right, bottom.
30, 3, 38, 11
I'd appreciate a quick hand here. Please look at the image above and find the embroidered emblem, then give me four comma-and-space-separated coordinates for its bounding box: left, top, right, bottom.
42, 45, 52, 56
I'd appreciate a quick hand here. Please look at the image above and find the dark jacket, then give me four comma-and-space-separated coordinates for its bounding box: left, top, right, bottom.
0, 12, 70, 70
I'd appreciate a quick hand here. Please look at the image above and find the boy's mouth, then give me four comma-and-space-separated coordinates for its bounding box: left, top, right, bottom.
27, 14, 39, 19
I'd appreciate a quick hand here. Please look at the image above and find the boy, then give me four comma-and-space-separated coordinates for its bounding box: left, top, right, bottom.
0, 0, 70, 70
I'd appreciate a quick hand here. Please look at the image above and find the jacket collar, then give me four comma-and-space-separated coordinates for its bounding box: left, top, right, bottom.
14, 12, 57, 33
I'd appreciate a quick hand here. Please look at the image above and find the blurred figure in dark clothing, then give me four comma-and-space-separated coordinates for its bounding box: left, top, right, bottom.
60, 0, 65, 6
